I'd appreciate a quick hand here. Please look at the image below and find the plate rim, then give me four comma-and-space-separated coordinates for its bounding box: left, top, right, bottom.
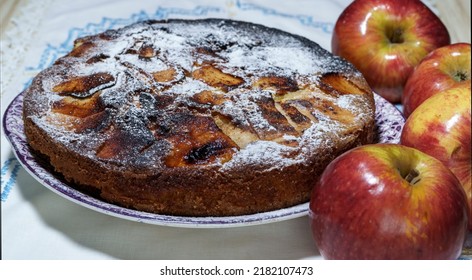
3, 91, 404, 228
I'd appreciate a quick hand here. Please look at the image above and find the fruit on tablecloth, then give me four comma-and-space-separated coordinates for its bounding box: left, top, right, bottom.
332, 0, 450, 103
401, 87, 472, 231
309, 144, 469, 259
402, 43, 471, 117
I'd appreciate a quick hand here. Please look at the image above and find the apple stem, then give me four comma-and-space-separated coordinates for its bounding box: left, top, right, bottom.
387, 27, 405, 44
404, 168, 421, 185
454, 71, 469, 82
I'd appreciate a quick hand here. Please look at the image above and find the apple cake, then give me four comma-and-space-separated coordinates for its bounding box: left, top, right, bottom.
23, 19, 375, 216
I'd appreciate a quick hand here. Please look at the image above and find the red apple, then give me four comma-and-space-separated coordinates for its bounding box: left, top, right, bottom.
401, 87, 471, 231
332, 0, 450, 103
309, 144, 469, 260
402, 43, 471, 117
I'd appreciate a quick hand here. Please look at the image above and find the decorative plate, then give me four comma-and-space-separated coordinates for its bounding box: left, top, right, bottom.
3, 92, 404, 228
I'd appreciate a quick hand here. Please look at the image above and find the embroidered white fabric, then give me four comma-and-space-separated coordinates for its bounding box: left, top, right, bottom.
4, 0, 469, 261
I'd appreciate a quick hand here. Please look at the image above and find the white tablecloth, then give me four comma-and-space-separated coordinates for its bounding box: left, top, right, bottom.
3, 0, 467, 261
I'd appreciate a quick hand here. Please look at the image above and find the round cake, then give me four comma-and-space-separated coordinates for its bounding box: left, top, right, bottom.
23, 19, 375, 216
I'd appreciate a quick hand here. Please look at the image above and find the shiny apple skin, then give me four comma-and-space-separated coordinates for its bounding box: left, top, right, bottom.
309, 144, 469, 260
401, 87, 472, 231
402, 43, 471, 118
332, 0, 450, 103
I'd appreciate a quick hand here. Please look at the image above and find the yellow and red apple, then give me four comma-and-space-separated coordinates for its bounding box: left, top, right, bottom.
309, 144, 469, 260
401, 87, 472, 231
402, 43, 471, 117
332, 0, 450, 103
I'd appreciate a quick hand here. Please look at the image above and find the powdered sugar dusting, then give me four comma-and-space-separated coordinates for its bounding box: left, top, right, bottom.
23, 19, 374, 172
225, 46, 321, 76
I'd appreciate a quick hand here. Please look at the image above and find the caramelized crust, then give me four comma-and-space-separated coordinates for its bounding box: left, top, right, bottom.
23, 19, 375, 216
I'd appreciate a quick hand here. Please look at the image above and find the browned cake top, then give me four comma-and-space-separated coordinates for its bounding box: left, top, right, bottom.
23, 19, 374, 174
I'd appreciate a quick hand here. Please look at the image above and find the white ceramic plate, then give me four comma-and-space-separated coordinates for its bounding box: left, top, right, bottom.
3, 92, 404, 228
